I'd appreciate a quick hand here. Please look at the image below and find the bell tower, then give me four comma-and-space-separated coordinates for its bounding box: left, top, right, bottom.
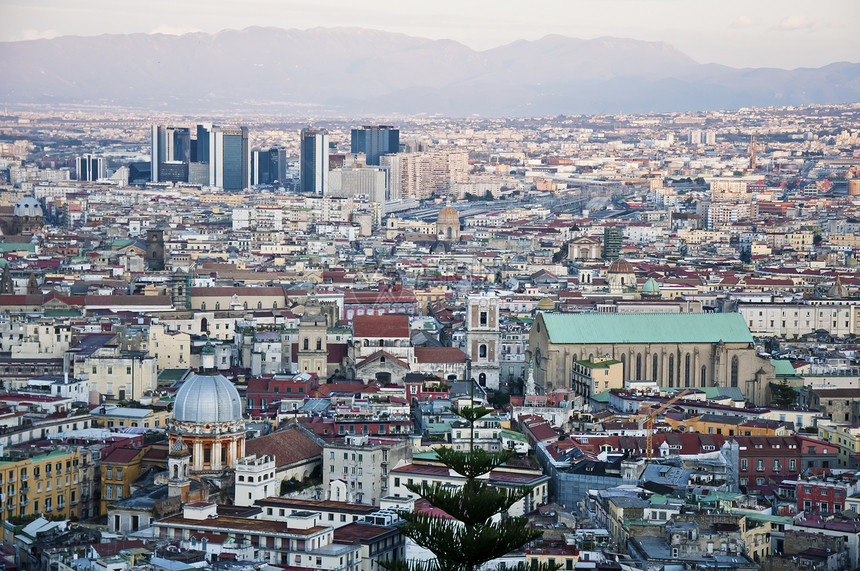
465, 292, 501, 390
168, 436, 192, 501
146, 228, 165, 271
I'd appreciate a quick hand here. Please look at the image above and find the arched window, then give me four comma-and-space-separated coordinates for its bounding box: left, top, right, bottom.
652, 354, 659, 381
173, 465, 179, 478
303, 338, 309, 350
478, 372, 487, 386
701, 365, 707, 385
244, 301, 248, 310
257, 301, 262, 309
620, 354, 626, 379
684, 353, 691, 387
316, 338, 322, 350
273, 301, 278, 308
731, 356, 739, 387
215, 302, 220, 310
479, 344, 487, 359
636, 353, 642, 380
201, 302, 206, 311
668, 354, 675, 387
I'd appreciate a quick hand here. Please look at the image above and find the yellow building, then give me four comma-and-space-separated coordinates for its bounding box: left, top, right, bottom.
100, 447, 145, 514
667, 414, 787, 438
148, 324, 192, 370
0, 448, 81, 522
571, 356, 623, 401
92, 406, 172, 430
817, 421, 860, 468
742, 520, 772, 565
414, 286, 450, 316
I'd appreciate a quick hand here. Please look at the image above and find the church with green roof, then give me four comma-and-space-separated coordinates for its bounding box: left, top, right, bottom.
528, 312, 775, 405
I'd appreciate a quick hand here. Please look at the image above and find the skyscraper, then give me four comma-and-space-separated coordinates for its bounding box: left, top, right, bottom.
300, 128, 330, 195
350, 125, 399, 166
251, 147, 287, 186
150, 125, 191, 182
210, 126, 250, 190
75, 154, 105, 181
603, 227, 623, 260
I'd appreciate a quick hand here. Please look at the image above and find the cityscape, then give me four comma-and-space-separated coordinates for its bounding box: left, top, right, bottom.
1, 3, 860, 571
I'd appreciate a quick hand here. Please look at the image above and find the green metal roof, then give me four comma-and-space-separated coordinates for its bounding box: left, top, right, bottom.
500, 428, 528, 442
577, 359, 620, 369
540, 312, 754, 345
0, 243, 35, 253
771, 359, 798, 377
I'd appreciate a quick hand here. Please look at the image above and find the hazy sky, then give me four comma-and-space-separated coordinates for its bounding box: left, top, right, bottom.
1, 0, 858, 69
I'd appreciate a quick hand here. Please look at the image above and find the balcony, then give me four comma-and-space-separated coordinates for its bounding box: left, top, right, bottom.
20, 486, 29, 493
20, 474, 29, 481
19, 498, 28, 506
45, 506, 52, 512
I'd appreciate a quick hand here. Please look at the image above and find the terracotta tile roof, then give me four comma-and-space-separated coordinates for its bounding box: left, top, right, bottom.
355, 350, 410, 370
352, 315, 410, 338
414, 347, 466, 364
244, 427, 322, 468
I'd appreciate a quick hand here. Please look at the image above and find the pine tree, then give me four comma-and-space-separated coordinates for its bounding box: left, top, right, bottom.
771, 379, 797, 408
383, 404, 555, 571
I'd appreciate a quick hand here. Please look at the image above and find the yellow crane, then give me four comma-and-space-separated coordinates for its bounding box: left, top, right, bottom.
642, 388, 692, 461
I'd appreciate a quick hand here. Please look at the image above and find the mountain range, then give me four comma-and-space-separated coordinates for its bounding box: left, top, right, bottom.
1, 26, 858, 116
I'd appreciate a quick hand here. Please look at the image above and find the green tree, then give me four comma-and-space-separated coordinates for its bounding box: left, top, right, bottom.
813, 232, 823, 245
384, 404, 553, 571
771, 379, 797, 408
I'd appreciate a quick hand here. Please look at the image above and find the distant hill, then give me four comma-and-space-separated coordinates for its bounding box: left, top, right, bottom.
1, 26, 858, 115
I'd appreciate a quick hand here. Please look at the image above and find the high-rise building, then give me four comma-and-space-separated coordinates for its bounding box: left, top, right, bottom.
603, 227, 623, 260
380, 150, 468, 200
300, 128, 330, 195
150, 125, 191, 183
351, 125, 400, 166
195, 123, 211, 164
75, 153, 105, 181
210, 126, 250, 190
251, 147, 287, 186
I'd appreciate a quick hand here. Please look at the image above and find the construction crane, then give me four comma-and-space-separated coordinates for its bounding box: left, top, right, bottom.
642, 388, 692, 461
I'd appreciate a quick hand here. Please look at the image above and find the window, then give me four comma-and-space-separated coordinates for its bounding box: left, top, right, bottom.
479, 311, 487, 326
668, 354, 674, 386
756, 459, 764, 471
731, 356, 739, 387
684, 353, 691, 387
479, 344, 487, 358
790, 459, 797, 471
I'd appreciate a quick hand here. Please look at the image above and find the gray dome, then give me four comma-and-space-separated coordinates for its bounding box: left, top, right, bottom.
14, 197, 43, 217
173, 373, 243, 424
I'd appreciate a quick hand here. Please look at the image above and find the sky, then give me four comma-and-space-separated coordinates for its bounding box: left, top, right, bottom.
1, 0, 858, 69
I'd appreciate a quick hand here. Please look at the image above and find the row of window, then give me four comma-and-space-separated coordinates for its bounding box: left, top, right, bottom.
740, 458, 797, 472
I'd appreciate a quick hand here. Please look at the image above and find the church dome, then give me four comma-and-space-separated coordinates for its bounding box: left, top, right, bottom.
437, 205, 459, 224
641, 277, 660, 293
173, 373, 243, 424
14, 197, 43, 217
608, 257, 634, 274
